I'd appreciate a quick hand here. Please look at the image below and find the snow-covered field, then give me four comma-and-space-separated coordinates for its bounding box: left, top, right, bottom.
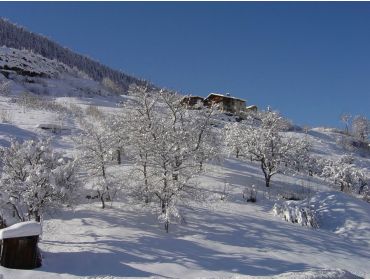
0, 157, 369, 278
0, 53, 370, 278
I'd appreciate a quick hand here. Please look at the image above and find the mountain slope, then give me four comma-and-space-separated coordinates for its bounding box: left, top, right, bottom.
0, 18, 151, 92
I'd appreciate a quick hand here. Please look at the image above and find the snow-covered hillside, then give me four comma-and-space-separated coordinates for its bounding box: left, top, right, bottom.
0, 48, 369, 279
0, 47, 126, 100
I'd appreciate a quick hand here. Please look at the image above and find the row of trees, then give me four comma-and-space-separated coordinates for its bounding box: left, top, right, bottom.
225, 111, 369, 197
77, 86, 219, 232
0, 18, 150, 92
340, 113, 370, 141
0, 85, 368, 230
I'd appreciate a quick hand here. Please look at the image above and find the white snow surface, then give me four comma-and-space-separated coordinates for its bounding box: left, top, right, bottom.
0, 53, 370, 278
0, 221, 42, 239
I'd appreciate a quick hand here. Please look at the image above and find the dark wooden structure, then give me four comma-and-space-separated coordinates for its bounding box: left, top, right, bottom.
204, 93, 246, 114
0, 235, 41, 269
180, 96, 204, 109
0, 221, 42, 269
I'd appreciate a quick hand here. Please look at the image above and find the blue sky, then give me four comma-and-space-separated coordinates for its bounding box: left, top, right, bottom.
1, 2, 369, 127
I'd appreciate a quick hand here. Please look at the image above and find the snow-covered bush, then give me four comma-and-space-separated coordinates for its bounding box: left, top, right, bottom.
13, 92, 66, 114
0, 138, 80, 222
322, 155, 368, 193
85, 105, 104, 120
273, 201, 318, 228
0, 108, 12, 123
242, 185, 257, 202
0, 80, 11, 96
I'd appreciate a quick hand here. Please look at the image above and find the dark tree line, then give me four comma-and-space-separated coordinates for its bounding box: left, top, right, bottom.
0, 18, 152, 92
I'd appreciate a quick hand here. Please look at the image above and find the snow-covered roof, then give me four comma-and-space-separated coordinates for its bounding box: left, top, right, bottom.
246, 105, 257, 109
205, 93, 246, 102
0, 221, 42, 239
182, 95, 204, 99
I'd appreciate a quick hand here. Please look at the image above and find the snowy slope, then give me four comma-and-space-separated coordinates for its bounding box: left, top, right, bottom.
0, 48, 370, 278
0, 160, 369, 278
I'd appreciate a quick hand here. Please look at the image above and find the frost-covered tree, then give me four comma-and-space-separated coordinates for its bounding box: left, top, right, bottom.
244, 128, 309, 187
258, 110, 292, 132
75, 119, 116, 209
0, 80, 11, 96
224, 122, 244, 158
227, 110, 310, 187
340, 113, 352, 135
122, 86, 219, 232
351, 115, 369, 142
322, 155, 368, 193
0, 138, 79, 222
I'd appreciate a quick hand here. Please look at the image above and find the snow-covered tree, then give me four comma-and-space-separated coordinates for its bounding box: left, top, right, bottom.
322, 155, 368, 193
0, 138, 79, 222
245, 128, 309, 187
259, 110, 292, 132
75, 119, 116, 209
0, 80, 11, 96
224, 122, 244, 158
121, 86, 219, 232
340, 113, 352, 135
226, 110, 310, 187
351, 115, 369, 142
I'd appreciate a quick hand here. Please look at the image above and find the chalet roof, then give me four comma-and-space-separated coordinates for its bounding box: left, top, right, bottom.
181, 95, 204, 100
205, 93, 246, 102
246, 105, 257, 109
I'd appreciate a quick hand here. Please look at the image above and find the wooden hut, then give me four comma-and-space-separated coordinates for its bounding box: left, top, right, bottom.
0, 221, 42, 269
180, 96, 204, 109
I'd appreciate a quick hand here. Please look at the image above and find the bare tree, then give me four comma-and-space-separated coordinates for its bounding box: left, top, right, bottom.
352, 115, 369, 142
340, 113, 352, 135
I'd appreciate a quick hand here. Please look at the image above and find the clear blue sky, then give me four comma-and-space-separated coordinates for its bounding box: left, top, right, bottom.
1, 2, 370, 127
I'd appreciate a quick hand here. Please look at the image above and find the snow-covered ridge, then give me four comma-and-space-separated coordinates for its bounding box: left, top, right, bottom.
0, 47, 77, 78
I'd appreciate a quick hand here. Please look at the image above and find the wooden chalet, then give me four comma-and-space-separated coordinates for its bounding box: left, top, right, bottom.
204, 93, 246, 114
180, 96, 204, 109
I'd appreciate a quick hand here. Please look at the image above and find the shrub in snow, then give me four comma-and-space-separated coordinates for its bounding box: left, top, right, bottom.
0, 109, 12, 123
0, 138, 80, 222
242, 185, 257, 202
13, 92, 67, 114
322, 155, 368, 193
0, 80, 11, 96
85, 105, 104, 120
273, 201, 318, 228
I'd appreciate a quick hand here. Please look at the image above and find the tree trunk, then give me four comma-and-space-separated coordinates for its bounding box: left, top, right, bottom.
165, 221, 169, 233
101, 195, 106, 209
117, 149, 121, 165
98, 191, 105, 209
265, 176, 271, 188
261, 161, 271, 187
